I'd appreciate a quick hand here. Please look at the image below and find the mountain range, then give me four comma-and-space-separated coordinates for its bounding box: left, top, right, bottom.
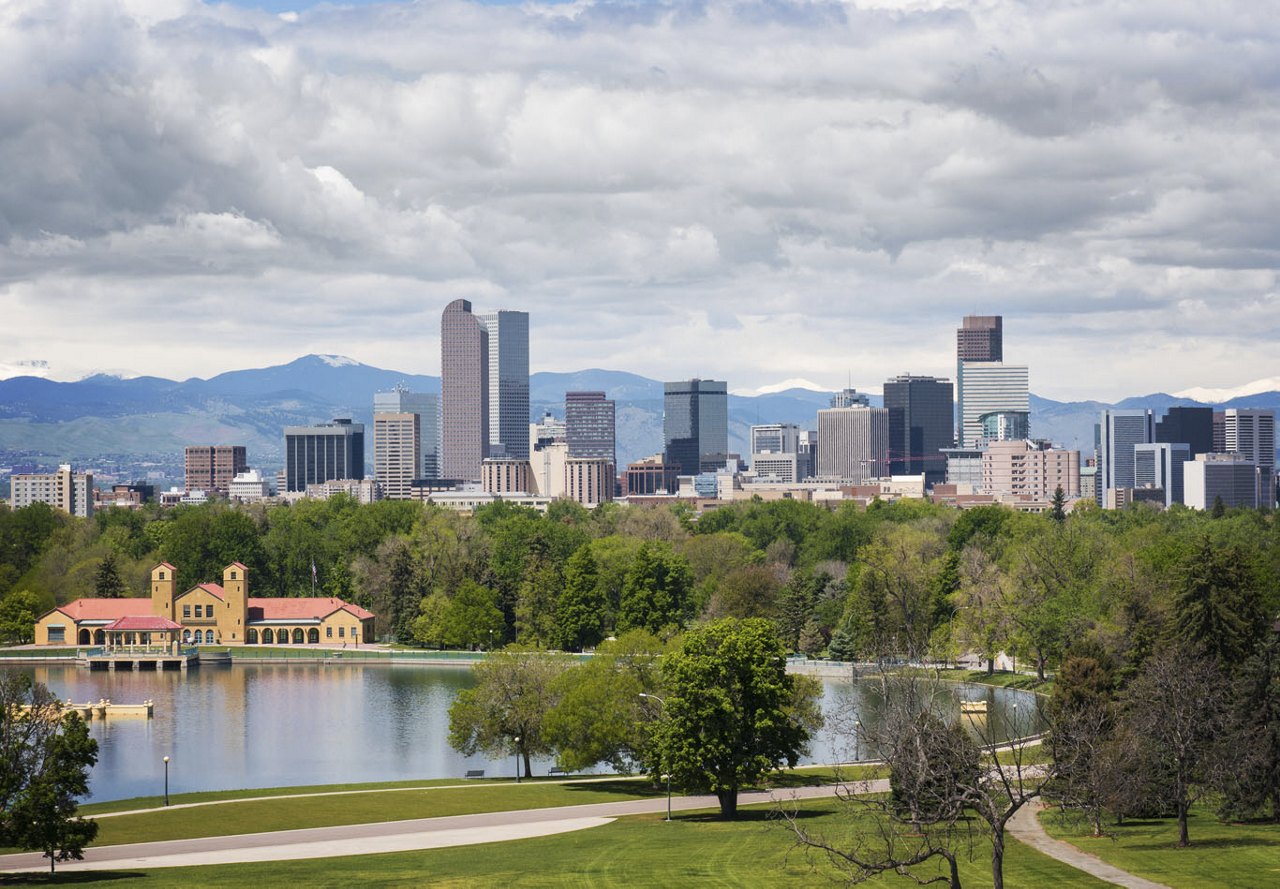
1, 355, 1278, 479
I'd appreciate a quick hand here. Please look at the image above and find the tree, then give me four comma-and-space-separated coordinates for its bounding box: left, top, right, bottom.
1047, 655, 1117, 837
1118, 644, 1228, 846
515, 558, 561, 648
93, 553, 128, 598
617, 543, 694, 635
0, 590, 40, 644
447, 647, 571, 778
1049, 487, 1067, 524
651, 618, 816, 818
386, 544, 420, 643
1174, 538, 1265, 672
553, 547, 606, 652
0, 674, 99, 872
439, 580, 505, 650
1217, 633, 1280, 821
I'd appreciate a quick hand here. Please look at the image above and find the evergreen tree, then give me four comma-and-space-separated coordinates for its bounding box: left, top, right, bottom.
93, 554, 127, 599
554, 547, 606, 651
1211, 495, 1226, 518
617, 543, 693, 634
1174, 538, 1265, 671
387, 546, 419, 643
1218, 634, 1280, 821
1050, 486, 1067, 524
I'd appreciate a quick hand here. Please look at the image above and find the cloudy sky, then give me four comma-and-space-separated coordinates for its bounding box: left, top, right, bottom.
2, 0, 1278, 400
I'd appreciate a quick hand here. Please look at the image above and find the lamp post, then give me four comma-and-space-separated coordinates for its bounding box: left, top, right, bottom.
514, 735, 521, 784
163, 756, 170, 806
638, 693, 671, 821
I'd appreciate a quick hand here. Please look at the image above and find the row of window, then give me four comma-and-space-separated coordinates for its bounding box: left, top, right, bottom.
182, 604, 219, 618
182, 629, 216, 644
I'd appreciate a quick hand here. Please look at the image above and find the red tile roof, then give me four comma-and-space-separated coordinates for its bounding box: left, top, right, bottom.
50, 599, 152, 621
154, 562, 176, 571
179, 583, 224, 600
228, 561, 249, 570
102, 616, 183, 631
247, 597, 374, 622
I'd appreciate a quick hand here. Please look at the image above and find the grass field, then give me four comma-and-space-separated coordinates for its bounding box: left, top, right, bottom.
3, 797, 1111, 888
1040, 807, 1280, 889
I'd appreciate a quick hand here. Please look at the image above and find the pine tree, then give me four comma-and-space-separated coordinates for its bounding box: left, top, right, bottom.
554, 547, 606, 651
93, 554, 127, 599
1050, 486, 1067, 524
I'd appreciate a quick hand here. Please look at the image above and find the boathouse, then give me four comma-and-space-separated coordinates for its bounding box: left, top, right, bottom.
33, 562, 376, 646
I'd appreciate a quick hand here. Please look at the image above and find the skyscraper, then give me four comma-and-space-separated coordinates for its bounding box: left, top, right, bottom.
184, 445, 247, 496
1134, 442, 1190, 507
565, 391, 615, 462
1223, 408, 1276, 507
1155, 406, 1214, 458
815, 406, 889, 483
373, 412, 421, 500
1097, 409, 1154, 506
883, 375, 953, 485
477, 310, 530, 460
440, 299, 489, 481
284, 419, 365, 493
829, 388, 871, 408
956, 362, 1030, 448
663, 379, 728, 476
957, 315, 1003, 362
374, 387, 439, 480
750, 423, 804, 484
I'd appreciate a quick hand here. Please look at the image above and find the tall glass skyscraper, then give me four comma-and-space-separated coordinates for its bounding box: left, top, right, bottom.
283, 419, 365, 492
478, 310, 530, 461
1098, 408, 1154, 505
663, 379, 728, 476
374, 386, 439, 481
883, 375, 953, 485
565, 391, 615, 462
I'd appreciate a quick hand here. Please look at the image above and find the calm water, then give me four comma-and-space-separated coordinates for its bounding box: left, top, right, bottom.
4, 663, 1036, 802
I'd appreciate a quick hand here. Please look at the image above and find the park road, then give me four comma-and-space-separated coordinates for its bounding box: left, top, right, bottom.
0, 783, 857, 873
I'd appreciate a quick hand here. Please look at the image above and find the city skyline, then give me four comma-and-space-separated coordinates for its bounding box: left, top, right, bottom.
2, 2, 1278, 402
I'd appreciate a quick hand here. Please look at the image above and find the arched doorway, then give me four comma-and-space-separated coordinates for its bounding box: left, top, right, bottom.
262, 628, 274, 644
204, 630, 215, 644
278, 629, 289, 644
94, 630, 105, 645
292, 628, 304, 644
307, 628, 319, 644
247, 628, 258, 644
183, 629, 191, 644
78, 628, 91, 645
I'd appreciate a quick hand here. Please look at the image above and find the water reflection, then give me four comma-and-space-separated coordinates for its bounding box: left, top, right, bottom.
2, 664, 1038, 802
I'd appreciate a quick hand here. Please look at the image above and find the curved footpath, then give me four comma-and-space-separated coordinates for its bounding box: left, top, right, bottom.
1006, 803, 1172, 889
0, 784, 848, 874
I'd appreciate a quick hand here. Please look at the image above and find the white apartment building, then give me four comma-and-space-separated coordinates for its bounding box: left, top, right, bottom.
9, 465, 93, 517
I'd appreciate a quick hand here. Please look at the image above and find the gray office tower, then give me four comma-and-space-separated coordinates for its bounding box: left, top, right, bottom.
441, 299, 489, 481
565, 391, 615, 462
284, 419, 365, 492
478, 310, 530, 460
1098, 409, 1154, 506
663, 379, 728, 476
1135, 442, 1191, 507
374, 387, 439, 480
883, 375, 953, 486
1156, 406, 1214, 458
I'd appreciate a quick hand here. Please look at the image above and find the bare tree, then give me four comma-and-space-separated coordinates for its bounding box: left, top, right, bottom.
1115, 644, 1228, 846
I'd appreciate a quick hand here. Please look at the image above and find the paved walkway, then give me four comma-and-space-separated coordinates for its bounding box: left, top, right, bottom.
0, 784, 844, 873
1006, 804, 1171, 889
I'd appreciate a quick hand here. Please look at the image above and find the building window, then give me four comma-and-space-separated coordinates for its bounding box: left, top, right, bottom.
159, 571, 165, 580
339, 627, 345, 638
204, 630, 214, 644
231, 571, 237, 580
326, 626, 333, 638
183, 605, 191, 618
48, 626, 65, 643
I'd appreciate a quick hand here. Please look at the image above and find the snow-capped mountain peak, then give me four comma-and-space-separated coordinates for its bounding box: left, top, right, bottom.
1174, 377, 1280, 403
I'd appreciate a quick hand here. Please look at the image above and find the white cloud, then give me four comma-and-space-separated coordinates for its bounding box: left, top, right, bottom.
0, 0, 1277, 399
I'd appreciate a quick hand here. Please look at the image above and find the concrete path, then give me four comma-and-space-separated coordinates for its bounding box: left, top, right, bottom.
0, 784, 845, 873
1006, 804, 1172, 889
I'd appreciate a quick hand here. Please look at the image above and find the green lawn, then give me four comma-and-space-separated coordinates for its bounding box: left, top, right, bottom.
1040, 807, 1280, 889
3, 797, 1110, 888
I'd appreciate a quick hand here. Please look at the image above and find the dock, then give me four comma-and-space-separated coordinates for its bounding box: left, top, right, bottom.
77, 646, 202, 671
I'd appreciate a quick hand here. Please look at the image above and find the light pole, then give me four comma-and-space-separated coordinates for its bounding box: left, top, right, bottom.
514, 735, 521, 784
638, 693, 671, 821
163, 756, 170, 806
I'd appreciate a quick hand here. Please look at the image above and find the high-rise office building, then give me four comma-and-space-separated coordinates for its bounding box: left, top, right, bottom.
373, 412, 421, 500
1097, 409, 1154, 506
1155, 406, 1214, 458
981, 440, 1079, 500
477, 310, 530, 460
883, 375, 953, 485
9, 465, 94, 518
956, 362, 1030, 448
957, 315, 1003, 363
750, 423, 802, 456
284, 419, 365, 493
374, 387, 439, 480
184, 445, 247, 496
815, 406, 889, 483
1223, 408, 1276, 506
441, 299, 489, 481
1134, 442, 1190, 507
1184, 454, 1262, 510
829, 388, 871, 409
979, 411, 1031, 443
663, 379, 728, 476
565, 391, 615, 462
750, 423, 804, 483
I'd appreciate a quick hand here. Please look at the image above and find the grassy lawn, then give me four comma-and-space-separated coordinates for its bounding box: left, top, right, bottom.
1040, 807, 1280, 889
3, 797, 1110, 888
81, 766, 879, 847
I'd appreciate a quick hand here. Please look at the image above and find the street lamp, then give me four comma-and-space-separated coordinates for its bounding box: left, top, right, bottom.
514, 736, 521, 784
638, 693, 672, 821
163, 756, 170, 806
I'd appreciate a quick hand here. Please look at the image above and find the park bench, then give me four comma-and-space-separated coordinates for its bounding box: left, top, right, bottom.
548, 767, 571, 778
464, 769, 485, 779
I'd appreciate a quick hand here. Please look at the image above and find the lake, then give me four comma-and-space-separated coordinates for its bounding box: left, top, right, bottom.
4, 662, 1037, 802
